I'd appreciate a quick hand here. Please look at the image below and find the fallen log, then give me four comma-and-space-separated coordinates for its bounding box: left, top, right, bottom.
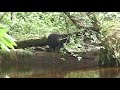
15, 37, 47, 49
0, 50, 99, 71
30, 51, 99, 70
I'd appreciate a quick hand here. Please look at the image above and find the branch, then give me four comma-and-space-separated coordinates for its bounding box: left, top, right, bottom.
63, 12, 99, 33
86, 12, 101, 32
11, 12, 14, 20
63, 12, 84, 29
0, 12, 7, 22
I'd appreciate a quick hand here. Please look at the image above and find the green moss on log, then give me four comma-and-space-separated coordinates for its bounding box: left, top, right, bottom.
15, 37, 47, 49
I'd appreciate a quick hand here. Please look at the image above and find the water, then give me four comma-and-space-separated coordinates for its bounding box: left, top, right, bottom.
0, 65, 120, 78
65, 67, 120, 78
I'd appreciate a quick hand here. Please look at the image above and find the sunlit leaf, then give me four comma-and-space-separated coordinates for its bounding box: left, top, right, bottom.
0, 29, 8, 33
3, 36, 17, 46
0, 42, 10, 52
0, 37, 15, 49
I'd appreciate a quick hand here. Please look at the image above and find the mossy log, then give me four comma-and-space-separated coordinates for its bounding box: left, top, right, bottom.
0, 50, 99, 71
15, 37, 47, 49
30, 52, 98, 70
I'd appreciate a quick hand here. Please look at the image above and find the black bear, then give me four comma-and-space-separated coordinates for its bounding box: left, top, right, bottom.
47, 33, 70, 52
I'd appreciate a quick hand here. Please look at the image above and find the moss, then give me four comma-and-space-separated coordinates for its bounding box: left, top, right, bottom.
0, 49, 33, 65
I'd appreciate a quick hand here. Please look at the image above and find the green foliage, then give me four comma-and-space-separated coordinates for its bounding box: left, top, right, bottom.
99, 25, 120, 67
3, 12, 74, 40
0, 24, 17, 52
89, 12, 120, 67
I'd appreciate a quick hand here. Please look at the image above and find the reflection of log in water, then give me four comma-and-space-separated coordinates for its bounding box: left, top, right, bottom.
25, 72, 65, 78
99, 67, 120, 78
0, 50, 99, 78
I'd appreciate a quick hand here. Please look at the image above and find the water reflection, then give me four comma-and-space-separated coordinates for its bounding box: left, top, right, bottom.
99, 67, 120, 78
0, 65, 32, 78
1, 65, 120, 78
65, 67, 120, 78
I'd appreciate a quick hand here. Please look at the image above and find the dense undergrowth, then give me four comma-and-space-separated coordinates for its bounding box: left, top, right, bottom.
0, 12, 120, 67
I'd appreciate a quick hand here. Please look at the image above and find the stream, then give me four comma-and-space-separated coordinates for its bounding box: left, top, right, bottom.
0, 65, 120, 78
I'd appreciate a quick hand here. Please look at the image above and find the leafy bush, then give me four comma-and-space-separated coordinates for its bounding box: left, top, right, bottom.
99, 25, 120, 66
0, 24, 17, 52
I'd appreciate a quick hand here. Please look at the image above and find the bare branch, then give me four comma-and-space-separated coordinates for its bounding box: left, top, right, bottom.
63, 12, 100, 33
86, 12, 101, 32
